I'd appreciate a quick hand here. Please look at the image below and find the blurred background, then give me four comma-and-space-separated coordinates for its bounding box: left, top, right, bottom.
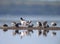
0, 0, 60, 44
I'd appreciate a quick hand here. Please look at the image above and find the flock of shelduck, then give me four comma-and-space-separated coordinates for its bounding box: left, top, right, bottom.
2, 17, 57, 38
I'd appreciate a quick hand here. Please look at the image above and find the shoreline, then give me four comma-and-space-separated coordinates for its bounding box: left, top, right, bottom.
0, 26, 60, 30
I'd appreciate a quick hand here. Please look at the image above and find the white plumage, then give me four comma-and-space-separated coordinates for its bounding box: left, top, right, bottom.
51, 22, 57, 26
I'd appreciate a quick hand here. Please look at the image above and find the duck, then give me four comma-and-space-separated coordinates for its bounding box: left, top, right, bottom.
3, 24, 8, 32
51, 22, 57, 27
11, 22, 21, 35
11, 21, 21, 27
36, 21, 42, 27
20, 17, 32, 26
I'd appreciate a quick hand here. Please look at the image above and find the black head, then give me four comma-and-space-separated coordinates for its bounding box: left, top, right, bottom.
20, 17, 24, 20
3, 24, 8, 27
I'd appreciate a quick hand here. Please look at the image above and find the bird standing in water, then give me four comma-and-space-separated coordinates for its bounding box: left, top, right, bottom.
36, 21, 42, 36
3, 24, 8, 32
20, 17, 32, 26
42, 21, 49, 37
11, 22, 21, 35
51, 22, 57, 37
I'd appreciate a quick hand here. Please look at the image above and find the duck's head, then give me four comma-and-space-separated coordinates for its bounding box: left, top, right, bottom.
20, 17, 24, 21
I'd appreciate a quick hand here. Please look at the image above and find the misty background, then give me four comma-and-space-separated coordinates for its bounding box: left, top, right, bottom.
0, 0, 60, 44
0, 0, 60, 22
